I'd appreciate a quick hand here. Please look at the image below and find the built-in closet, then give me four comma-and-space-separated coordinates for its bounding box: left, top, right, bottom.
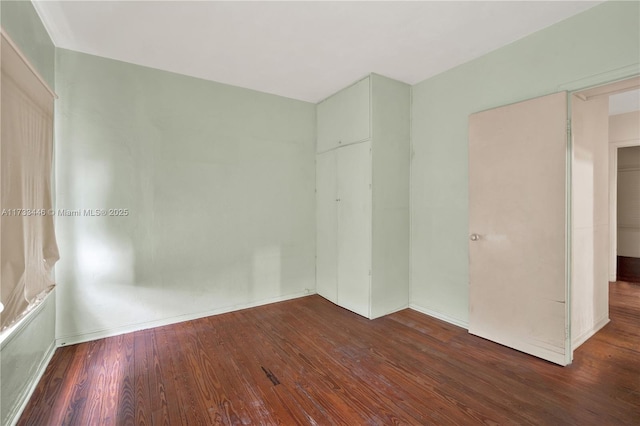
315, 74, 410, 319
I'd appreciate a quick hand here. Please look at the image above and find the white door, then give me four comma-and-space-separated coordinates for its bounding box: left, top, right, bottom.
316, 150, 338, 302
337, 141, 372, 317
468, 92, 570, 365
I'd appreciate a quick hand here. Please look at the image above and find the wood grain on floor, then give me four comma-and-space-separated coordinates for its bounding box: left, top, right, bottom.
18, 282, 640, 425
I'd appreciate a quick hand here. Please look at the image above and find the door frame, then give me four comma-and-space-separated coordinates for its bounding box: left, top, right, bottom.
465, 70, 639, 365
566, 72, 639, 361
609, 139, 640, 281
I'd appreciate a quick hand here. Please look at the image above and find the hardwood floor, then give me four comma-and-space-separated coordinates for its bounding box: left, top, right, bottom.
618, 256, 640, 283
19, 282, 640, 425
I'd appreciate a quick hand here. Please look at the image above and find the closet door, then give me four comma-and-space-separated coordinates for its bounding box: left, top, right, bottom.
337, 141, 372, 317
316, 150, 338, 302
317, 77, 371, 153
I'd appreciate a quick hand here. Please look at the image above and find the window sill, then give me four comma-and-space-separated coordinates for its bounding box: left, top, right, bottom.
0, 288, 55, 350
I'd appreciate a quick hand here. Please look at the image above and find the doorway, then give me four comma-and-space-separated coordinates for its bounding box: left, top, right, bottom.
608, 89, 640, 283
467, 76, 638, 366
615, 146, 640, 282
570, 78, 639, 350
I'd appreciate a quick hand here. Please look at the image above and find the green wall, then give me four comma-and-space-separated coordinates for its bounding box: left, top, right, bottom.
0, 1, 57, 424
1, 0, 55, 89
410, 0, 640, 325
54, 49, 317, 343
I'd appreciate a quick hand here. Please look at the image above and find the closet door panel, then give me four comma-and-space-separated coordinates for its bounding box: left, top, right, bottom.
317, 77, 370, 153
316, 151, 338, 302
337, 141, 372, 317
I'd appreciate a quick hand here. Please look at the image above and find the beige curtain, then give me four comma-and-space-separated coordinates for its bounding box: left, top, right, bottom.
1, 32, 59, 330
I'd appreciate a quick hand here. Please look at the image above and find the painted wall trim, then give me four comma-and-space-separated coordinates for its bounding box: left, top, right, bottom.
408, 86, 414, 308
565, 91, 573, 365
557, 64, 640, 93
4, 339, 56, 426
0, 29, 56, 99
409, 304, 469, 329
56, 290, 315, 347
572, 315, 610, 349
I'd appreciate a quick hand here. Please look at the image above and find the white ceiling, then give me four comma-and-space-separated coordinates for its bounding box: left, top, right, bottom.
609, 89, 640, 116
34, 1, 602, 103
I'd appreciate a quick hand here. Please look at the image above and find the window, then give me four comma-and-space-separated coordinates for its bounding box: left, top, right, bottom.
0, 31, 59, 330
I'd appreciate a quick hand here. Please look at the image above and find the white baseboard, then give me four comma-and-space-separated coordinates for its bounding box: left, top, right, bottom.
371, 303, 410, 319
56, 290, 315, 347
7, 339, 57, 426
572, 315, 611, 349
409, 303, 469, 329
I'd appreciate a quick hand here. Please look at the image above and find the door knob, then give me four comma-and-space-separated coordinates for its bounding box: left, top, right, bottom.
470, 234, 480, 241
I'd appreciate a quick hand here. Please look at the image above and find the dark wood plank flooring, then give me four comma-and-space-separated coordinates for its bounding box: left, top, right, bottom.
618, 256, 640, 283
19, 282, 640, 425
